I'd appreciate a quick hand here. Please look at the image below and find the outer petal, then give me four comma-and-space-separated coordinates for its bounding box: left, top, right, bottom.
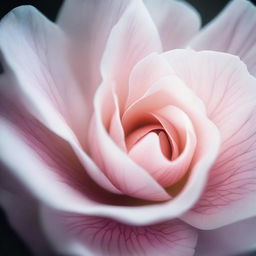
41, 206, 198, 256
0, 190, 54, 256
195, 217, 256, 256
57, 0, 132, 107
0, 81, 121, 196
0, 6, 88, 144
145, 0, 201, 51
164, 49, 256, 228
190, 0, 256, 76
0, 114, 217, 227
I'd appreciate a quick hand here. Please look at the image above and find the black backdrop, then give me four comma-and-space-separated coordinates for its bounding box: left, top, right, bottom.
0, 0, 256, 256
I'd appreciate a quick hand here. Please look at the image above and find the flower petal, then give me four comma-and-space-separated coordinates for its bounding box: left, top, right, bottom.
100, 0, 162, 109
0, 116, 217, 226
164, 49, 256, 228
128, 105, 197, 187
0, 6, 88, 144
0, 114, 131, 212
57, 0, 131, 106
41, 206, 198, 256
195, 217, 256, 256
89, 84, 171, 201
126, 53, 174, 107
0, 82, 121, 196
145, 0, 201, 50
190, 0, 256, 76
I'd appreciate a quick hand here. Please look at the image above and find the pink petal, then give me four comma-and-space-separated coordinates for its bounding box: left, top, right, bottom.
57, 0, 132, 108
87, 0, 170, 201
100, 0, 162, 109
126, 53, 174, 107
0, 114, 217, 226
0, 85, 121, 196
125, 124, 163, 151
89, 84, 171, 201
108, 91, 127, 151
41, 206, 198, 256
0, 6, 88, 144
190, 0, 256, 76
164, 49, 256, 228
128, 105, 197, 187
145, 0, 201, 50
0, 190, 53, 256
196, 217, 256, 256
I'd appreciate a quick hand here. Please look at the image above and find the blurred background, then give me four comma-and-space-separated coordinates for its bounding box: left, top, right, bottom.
0, 0, 255, 255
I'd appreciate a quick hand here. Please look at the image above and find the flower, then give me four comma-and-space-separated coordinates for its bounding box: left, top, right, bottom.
0, 0, 256, 255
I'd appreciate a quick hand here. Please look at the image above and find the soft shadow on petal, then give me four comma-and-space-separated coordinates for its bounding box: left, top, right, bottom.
145, 0, 201, 51
0, 6, 89, 145
164, 49, 256, 228
40, 206, 198, 256
190, 0, 256, 76
195, 217, 256, 256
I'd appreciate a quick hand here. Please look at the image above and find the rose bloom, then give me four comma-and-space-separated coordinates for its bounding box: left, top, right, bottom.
0, 0, 256, 255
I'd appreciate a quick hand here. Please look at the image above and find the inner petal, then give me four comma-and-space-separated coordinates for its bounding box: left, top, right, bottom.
125, 105, 196, 188
158, 130, 172, 160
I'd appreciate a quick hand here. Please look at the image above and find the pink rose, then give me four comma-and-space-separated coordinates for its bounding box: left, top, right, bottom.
0, 0, 256, 255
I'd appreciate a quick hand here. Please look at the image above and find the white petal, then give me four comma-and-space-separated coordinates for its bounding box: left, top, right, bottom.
0, 6, 88, 144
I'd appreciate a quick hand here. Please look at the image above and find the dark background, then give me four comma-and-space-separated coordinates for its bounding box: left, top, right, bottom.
0, 0, 256, 255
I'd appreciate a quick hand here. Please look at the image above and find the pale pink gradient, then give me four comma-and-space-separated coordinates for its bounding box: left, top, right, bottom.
0, 0, 256, 256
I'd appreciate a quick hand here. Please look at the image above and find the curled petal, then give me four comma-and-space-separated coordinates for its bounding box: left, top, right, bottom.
128, 105, 197, 187
89, 84, 171, 201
